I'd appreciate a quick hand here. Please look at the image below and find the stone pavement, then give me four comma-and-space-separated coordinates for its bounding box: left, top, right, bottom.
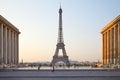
0, 69, 120, 80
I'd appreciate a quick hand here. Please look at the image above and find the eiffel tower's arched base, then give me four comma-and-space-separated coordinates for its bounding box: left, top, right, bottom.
51, 56, 70, 67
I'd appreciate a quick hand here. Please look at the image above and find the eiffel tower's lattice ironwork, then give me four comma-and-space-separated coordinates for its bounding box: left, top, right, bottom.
51, 7, 70, 66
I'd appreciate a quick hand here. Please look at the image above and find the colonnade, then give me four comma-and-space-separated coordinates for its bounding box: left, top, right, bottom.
102, 23, 120, 64
0, 17, 20, 65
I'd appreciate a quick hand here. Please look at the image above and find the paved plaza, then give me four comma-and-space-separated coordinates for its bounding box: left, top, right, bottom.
0, 69, 120, 80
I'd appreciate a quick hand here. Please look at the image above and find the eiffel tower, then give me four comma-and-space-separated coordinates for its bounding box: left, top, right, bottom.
51, 6, 70, 66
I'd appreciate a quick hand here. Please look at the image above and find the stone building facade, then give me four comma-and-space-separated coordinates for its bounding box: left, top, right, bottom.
101, 15, 120, 65
0, 15, 20, 65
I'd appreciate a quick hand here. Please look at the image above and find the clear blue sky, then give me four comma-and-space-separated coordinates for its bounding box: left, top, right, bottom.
0, 0, 120, 62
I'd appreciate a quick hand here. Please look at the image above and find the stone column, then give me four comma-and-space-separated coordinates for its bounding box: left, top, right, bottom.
114, 25, 117, 64
113, 27, 115, 64
107, 30, 110, 64
11, 31, 15, 64
3, 26, 7, 64
102, 33, 105, 64
118, 23, 120, 64
8, 29, 11, 64
16, 33, 19, 64
14, 32, 17, 64
115, 25, 118, 64
0, 23, 3, 65
102, 33, 104, 64
111, 28, 114, 64
109, 29, 112, 64
7, 28, 9, 64
105, 32, 107, 64
103, 32, 107, 64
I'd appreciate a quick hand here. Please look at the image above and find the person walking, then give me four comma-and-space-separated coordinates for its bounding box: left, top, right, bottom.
38, 64, 41, 70
52, 65, 55, 72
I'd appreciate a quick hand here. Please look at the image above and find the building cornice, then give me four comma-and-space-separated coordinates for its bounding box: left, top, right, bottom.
101, 15, 120, 34
0, 15, 20, 33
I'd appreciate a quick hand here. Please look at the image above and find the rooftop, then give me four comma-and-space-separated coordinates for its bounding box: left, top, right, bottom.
0, 15, 20, 33
101, 15, 120, 33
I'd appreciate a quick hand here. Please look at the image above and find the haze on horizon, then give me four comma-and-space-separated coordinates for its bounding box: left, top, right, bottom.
0, 0, 120, 62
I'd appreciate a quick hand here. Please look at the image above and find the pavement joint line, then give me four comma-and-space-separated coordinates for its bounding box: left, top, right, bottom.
0, 76, 120, 78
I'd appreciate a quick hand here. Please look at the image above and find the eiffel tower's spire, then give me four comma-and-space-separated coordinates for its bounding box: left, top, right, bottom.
58, 5, 64, 43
